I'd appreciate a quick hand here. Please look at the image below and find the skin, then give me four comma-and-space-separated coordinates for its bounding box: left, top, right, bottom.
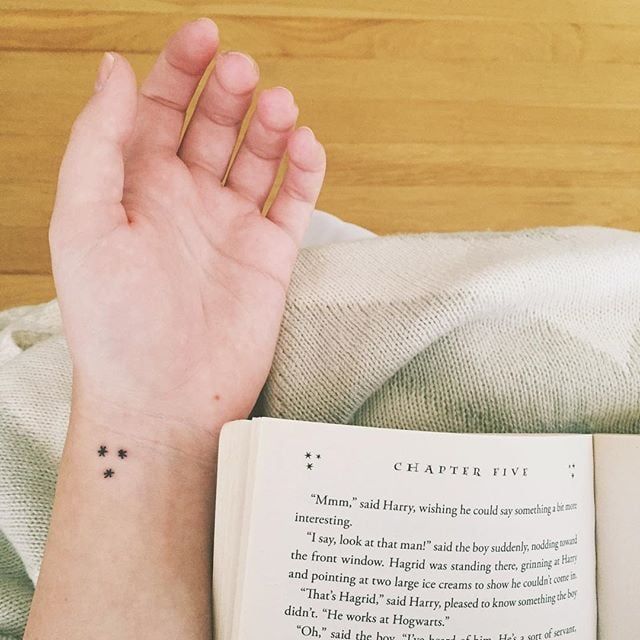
23, 17, 325, 640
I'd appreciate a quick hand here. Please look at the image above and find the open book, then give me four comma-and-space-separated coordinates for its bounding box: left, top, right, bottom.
213, 417, 640, 639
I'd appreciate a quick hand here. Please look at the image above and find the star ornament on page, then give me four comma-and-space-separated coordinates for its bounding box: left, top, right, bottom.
304, 451, 322, 470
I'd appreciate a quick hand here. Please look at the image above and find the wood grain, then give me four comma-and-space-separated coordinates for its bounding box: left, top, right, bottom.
2, 2, 640, 309
0, 275, 56, 308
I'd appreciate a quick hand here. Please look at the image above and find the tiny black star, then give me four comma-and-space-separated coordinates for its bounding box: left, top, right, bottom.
306, 463, 313, 470
305, 452, 312, 458
98, 445, 107, 457
118, 449, 128, 459
316, 454, 321, 459
103, 468, 114, 478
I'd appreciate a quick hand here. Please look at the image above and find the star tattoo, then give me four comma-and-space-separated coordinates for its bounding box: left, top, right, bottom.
316, 454, 321, 459
307, 463, 313, 470
103, 468, 114, 479
305, 452, 312, 459
97, 445, 107, 457
118, 449, 128, 459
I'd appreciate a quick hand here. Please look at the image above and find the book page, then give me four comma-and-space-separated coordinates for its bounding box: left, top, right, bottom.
212, 419, 256, 640
231, 418, 596, 640
593, 434, 640, 638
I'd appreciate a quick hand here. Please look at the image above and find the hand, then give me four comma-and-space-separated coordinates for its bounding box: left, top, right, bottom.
49, 19, 326, 449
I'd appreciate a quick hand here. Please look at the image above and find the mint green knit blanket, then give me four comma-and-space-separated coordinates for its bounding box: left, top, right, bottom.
1, 226, 640, 637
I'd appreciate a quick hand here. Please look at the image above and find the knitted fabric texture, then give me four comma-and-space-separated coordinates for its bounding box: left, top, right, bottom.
1, 225, 640, 636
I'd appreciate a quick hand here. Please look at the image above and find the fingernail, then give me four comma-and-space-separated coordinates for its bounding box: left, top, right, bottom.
272, 86, 295, 103
225, 50, 259, 73
194, 17, 219, 35
299, 126, 316, 140
94, 52, 115, 92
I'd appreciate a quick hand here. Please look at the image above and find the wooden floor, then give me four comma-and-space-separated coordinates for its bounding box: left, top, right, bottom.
2, 1, 640, 310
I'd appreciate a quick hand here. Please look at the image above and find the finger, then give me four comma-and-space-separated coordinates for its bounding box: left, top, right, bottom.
266, 127, 326, 247
178, 51, 259, 182
225, 86, 298, 208
51, 52, 137, 241
126, 18, 219, 156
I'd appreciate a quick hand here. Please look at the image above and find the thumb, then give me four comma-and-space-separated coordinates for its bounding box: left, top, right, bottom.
50, 52, 138, 242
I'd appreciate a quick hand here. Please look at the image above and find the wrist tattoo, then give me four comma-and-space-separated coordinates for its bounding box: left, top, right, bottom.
97, 444, 128, 478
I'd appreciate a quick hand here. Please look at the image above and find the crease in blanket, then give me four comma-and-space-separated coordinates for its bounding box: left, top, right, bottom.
1, 225, 640, 636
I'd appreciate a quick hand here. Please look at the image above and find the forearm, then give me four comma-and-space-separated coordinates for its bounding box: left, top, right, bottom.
24, 395, 219, 640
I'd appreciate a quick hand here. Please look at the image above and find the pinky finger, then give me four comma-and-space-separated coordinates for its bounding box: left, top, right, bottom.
266, 126, 326, 247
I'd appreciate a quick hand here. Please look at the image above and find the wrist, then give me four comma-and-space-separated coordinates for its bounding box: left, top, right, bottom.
68, 387, 222, 476
28, 387, 219, 640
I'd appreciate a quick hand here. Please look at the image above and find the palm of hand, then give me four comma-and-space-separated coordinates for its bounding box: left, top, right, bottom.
50, 20, 325, 437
